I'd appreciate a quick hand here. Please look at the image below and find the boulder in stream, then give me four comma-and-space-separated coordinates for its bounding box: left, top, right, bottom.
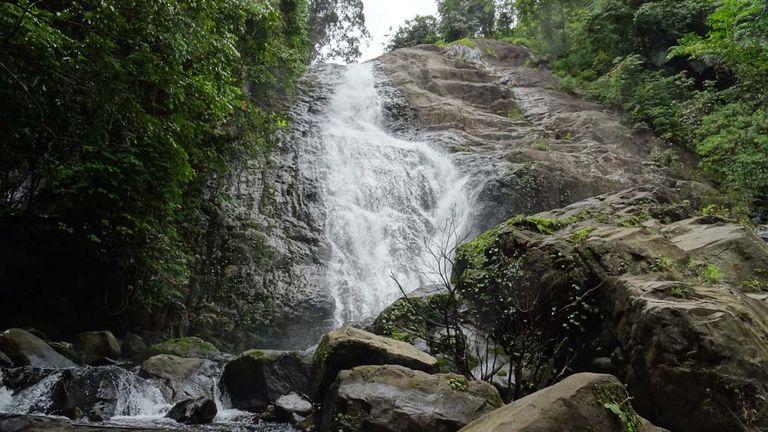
165, 397, 217, 424
121, 333, 149, 361
0, 329, 75, 369
139, 354, 218, 402
309, 326, 438, 401
72, 331, 121, 365
320, 364, 501, 432
222, 349, 311, 412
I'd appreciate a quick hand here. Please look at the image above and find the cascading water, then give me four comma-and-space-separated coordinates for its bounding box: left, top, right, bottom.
319, 63, 471, 324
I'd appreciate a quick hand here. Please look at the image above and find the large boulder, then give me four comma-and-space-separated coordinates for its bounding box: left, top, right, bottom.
459, 373, 664, 432
165, 397, 217, 424
149, 337, 223, 361
139, 354, 218, 402
455, 185, 768, 432
320, 365, 501, 432
121, 333, 149, 361
309, 326, 438, 401
222, 349, 311, 412
0, 329, 75, 369
72, 331, 121, 365
47, 342, 80, 364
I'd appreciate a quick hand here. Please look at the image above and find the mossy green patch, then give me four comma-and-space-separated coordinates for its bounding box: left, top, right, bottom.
149, 336, 218, 359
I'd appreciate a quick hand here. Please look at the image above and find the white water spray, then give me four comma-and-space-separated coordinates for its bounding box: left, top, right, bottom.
319, 63, 470, 324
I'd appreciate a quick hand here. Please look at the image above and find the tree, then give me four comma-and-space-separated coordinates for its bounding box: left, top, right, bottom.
307, 0, 370, 63
386, 15, 441, 51
438, 0, 496, 41
0, 0, 309, 334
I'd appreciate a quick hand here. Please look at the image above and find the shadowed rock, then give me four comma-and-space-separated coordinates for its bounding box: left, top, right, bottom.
320, 364, 501, 432
0, 329, 75, 369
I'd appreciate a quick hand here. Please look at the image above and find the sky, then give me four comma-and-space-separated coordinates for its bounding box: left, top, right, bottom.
360, 0, 438, 62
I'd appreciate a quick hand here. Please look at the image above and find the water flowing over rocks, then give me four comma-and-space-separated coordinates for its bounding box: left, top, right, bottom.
165, 397, 217, 425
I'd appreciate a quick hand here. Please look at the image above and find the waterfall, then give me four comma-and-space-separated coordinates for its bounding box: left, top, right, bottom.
319, 63, 471, 324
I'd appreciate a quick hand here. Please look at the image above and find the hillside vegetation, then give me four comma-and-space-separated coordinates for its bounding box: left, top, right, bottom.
389, 0, 768, 211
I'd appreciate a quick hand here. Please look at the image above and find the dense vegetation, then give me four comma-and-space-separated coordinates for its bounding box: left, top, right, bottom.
388, 0, 768, 211
0, 0, 366, 340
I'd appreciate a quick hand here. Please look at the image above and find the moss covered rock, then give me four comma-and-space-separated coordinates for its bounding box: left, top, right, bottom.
72, 331, 121, 365
459, 373, 664, 432
320, 364, 501, 432
149, 337, 220, 361
455, 185, 768, 432
309, 326, 438, 402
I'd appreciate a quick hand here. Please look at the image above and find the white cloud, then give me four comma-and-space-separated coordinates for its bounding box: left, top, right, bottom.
359, 0, 438, 62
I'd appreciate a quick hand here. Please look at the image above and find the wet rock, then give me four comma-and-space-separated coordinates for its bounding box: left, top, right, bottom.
0, 329, 75, 369
222, 349, 311, 412
47, 342, 80, 364
149, 337, 223, 361
309, 326, 438, 401
165, 397, 217, 424
275, 392, 313, 418
140, 354, 218, 402
121, 333, 149, 361
320, 364, 501, 432
0, 414, 190, 432
47, 366, 165, 421
459, 373, 665, 432
1, 366, 56, 393
72, 331, 121, 365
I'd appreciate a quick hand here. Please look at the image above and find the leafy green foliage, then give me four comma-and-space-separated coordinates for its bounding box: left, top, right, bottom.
0, 0, 308, 333
498, 0, 768, 209
307, 0, 370, 63
386, 15, 441, 51
438, 0, 496, 41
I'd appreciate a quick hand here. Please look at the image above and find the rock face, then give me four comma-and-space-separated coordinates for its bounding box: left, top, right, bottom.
0, 350, 12, 367
320, 365, 501, 432
309, 326, 439, 401
379, 40, 673, 234
140, 354, 218, 402
47, 342, 80, 364
0, 329, 75, 369
455, 184, 768, 432
72, 331, 121, 365
165, 397, 217, 424
222, 349, 311, 412
459, 373, 663, 432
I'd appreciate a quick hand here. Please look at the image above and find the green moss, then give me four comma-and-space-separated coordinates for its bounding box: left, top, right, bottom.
651, 256, 676, 273
570, 227, 595, 244
688, 260, 723, 284
450, 38, 477, 48
532, 139, 550, 151
505, 102, 526, 121
670, 284, 693, 298
149, 336, 218, 358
